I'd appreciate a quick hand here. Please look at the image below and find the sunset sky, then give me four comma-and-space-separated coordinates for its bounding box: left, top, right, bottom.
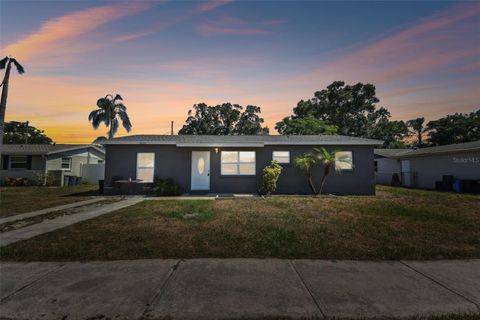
1, 0, 479, 143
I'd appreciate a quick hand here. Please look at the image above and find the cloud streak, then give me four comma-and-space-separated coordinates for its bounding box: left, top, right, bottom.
2, 2, 154, 63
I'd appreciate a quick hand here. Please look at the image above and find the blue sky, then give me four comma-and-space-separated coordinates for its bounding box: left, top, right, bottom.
0, 0, 478, 142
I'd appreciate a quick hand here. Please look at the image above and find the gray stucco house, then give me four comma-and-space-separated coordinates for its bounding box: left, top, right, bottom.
0, 144, 105, 186
374, 140, 480, 191
102, 135, 382, 195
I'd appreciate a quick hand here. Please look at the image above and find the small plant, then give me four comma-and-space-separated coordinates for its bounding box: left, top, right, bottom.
154, 178, 181, 196
4, 177, 29, 187
260, 160, 283, 195
44, 174, 55, 186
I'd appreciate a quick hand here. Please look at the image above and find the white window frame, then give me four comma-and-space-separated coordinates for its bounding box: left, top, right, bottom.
61, 157, 72, 170
9, 156, 28, 169
221, 151, 256, 176
335, 151, 353, 171
272, 151, 290, 164
136, 152, 155, 182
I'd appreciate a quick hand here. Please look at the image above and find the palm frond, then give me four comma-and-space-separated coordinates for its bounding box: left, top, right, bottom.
96, 97, 110, 109
11, 59, 25, 74
88, 109, 102, 121
118, 110, 132, 132
0, 57, 8, 69
89, 111, 107, 129
115, 103, 127, 112
113, 94, 123, 102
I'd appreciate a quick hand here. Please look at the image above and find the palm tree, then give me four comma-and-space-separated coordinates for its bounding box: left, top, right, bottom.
293, 147, 352, 195
0, 56, 25, 145
293, 152, 318, 194
312, 147, 351, 195
88, 94, 132, 139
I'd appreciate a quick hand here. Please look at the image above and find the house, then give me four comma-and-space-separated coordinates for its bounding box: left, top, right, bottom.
0, 144, 105, 186
374, 140, 480, 192
102, 135, 383, 195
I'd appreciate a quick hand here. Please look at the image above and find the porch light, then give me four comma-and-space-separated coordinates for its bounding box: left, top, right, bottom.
215, 148, 219, 154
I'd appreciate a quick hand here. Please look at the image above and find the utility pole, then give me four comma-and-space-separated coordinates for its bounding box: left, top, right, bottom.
171, 121, 174, 135
24, 120, 29, 144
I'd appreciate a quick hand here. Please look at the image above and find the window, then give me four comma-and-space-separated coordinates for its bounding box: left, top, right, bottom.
221, 151, 255, 175
137, 153, 155, 182
272, 151, 290, 164
335, 151, 353, 170
10, 156, 28, 169
61, 157, 72, 170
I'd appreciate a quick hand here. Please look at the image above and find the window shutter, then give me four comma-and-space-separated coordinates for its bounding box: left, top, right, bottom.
2, 155, 9, 170
27, 156, 32, 170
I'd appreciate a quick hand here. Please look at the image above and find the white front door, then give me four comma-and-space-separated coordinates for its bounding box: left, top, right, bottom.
191, 151, 210, 190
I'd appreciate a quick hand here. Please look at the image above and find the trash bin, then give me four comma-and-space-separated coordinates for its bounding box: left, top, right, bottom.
99, 180, 104, 195
452, 179, 462, 193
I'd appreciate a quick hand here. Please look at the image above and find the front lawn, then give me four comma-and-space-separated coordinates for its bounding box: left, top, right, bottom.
1, 186, 479, 261
0, 185, 98, 217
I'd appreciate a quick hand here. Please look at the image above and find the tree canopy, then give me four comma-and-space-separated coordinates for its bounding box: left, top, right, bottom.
3, 121, 53, 144
179, 102, 269, 135
426, 110, 480, 146
276, 81, 408, 147
275, 117, 338, 135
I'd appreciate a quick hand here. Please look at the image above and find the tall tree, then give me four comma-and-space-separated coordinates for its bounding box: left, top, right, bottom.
276, 81, 407, 146
0, 57, 25, 146
88, 94, 132, 139
3, 121, 53, 144
179, 102, 269, 135
275, 117, 338, 135
406, 117, 426, 147
426, 110, 480, 146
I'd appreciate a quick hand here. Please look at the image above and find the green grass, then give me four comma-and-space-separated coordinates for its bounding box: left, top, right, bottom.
2, 186, 479, 261
0, 184, 98, 217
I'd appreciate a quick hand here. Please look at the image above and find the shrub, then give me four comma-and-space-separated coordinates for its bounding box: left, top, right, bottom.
260, 160, 283, 195
4, 177, 29, 187
154, 178, 181, 196
45, 174, 55, 186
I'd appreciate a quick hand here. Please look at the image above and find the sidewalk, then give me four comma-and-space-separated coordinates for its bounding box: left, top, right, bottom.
0, 197, 143, 247
0, 259, 479, 319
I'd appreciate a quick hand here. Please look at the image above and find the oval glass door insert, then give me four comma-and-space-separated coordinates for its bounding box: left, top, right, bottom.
197, 157, 205, 175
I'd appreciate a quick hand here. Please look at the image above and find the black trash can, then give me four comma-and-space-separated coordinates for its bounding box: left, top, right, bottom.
99, 180, 104, 195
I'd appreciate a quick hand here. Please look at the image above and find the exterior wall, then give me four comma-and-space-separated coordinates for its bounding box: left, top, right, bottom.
375, 157, 401, 185
0, 155, 46, 185
105, 144, 376, 195
47, 148, 105, 177
407, 151, 480, 189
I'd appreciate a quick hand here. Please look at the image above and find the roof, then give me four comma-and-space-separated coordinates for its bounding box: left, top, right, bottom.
374, 149, 412, 158
375, 140, 480, 159
101, 134, 383, 147
0, 144, 105, 156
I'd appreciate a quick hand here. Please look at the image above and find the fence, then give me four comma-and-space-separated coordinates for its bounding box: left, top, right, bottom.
80, 164, 105, 184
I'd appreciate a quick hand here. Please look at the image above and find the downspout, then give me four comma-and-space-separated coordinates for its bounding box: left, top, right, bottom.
42, 155, 48, 186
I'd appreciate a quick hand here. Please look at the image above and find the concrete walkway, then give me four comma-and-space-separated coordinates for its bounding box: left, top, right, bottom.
0, 259, 478, 319
0, 197, 143, 247
0, 198, 106, 224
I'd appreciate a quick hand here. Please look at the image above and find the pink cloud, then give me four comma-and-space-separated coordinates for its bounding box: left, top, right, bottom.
1, 2, 154, 63
195, 0, 234, 13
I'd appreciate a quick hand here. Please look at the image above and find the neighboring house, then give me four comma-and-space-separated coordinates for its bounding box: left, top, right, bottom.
0, 144, 105, 186
374, 140, 480, 191
102, 135, 383, 195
